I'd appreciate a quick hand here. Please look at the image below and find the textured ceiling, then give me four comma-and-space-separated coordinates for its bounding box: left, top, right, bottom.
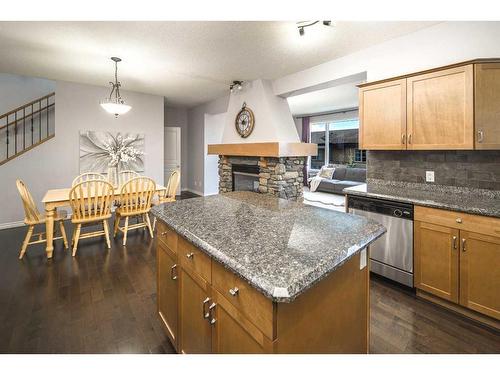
0, 21, 439, 107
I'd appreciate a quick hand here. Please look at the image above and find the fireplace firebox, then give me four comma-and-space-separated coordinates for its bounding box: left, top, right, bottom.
232, 164, 260, 192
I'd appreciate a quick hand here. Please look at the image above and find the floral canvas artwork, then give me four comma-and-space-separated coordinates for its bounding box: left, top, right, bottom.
79, 131, 145, 173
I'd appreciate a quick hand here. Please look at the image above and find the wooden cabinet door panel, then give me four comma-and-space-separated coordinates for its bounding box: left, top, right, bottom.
414, 221, 459, 302
359, 79, 407, 150
407, 65, 474, 150
475, 63, 500, 149
460, 231, 500, 319
157, 243, 178, 349
211, 290, 270, 354
179, 268, 212, 353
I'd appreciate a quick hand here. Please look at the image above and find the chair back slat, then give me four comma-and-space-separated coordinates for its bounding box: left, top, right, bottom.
165, 170, 180, 200
69, 180, 114, 221
16, 180, 41, 224
72, 172, 106, 186
120, 177, 156, 215
118, 170, 140, 187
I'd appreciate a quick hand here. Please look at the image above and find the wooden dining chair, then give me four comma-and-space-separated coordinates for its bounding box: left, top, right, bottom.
69, 180, 114, 256
72, 172, 106, 186
152, 170, 180, 231
16, 179, 68, 259
113, 177, 156, 246
118, 170, 140, 186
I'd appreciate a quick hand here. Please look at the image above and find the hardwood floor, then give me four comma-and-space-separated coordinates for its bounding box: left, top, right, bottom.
0, 191, 498, 353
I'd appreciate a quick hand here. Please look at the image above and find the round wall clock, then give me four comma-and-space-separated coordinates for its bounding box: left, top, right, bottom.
235, 102, 255, 138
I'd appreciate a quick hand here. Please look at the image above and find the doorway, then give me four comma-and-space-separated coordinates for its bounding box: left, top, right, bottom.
164, 127, 181, 195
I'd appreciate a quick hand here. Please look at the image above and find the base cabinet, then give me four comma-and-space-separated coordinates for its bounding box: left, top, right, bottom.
178, 268, 212, 354
211, 290, 270, 354
414, 221, 459, 303
414, 206, 500, 322
459, 231, 500, 320
157, 243, 179, 349
156, 227, 370, 353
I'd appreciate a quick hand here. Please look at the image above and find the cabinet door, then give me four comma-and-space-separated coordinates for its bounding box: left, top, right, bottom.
157, 244, 179, 349
211, 290, 270, 354
179, 267, 212, 353
475, 63, 500, 149
414, 221, 459, 302
359, 79, 407, 150
407, 65, 474, 150
459, 231, 500, 320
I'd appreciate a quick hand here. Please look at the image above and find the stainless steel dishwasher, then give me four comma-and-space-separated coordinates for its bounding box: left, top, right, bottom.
347, 195, 414, 287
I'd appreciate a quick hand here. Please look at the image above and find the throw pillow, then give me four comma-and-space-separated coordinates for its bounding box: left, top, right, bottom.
318, 166, 335, 179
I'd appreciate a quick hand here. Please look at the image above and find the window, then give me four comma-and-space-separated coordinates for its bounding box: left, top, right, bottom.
308, 110, 365, 169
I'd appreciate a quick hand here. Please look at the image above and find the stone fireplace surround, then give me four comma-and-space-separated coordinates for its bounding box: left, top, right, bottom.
218, 155, 305, 200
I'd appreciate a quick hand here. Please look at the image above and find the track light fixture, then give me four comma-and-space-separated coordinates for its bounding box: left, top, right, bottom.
297, 21, 332, 36
230, 81, 243, 93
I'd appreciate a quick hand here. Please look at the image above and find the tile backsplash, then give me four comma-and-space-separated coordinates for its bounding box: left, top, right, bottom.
367, 150, 500, 191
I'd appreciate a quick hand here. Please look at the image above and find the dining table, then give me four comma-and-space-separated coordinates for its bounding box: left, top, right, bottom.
41, 183, 167, 259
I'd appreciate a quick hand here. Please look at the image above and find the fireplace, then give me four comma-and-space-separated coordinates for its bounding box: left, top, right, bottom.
232, 164, 260, 192
219, 155, 306, 200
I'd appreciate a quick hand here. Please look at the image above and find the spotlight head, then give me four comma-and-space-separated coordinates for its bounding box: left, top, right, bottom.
299, 27, 305, 36
323, 21, 332, 26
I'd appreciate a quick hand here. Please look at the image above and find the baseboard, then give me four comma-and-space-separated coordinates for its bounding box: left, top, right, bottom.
184, 188, 204, 196
0, 220, 25, 230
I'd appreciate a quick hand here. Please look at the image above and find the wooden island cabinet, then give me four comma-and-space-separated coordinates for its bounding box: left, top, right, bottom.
414, 206, 500, 327
155, 219, 372, 354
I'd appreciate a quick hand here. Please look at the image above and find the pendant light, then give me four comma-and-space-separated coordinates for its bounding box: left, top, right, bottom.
100, 57, 131, 117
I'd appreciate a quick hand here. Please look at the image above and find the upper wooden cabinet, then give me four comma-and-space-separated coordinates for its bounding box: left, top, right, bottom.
359, 59, 500, 150
359, 79, 407, 150
475, 63, 500, 149
407, 65, 474, 150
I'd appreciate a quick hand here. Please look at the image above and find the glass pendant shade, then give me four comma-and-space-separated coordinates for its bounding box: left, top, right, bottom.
100, 99, 132, 117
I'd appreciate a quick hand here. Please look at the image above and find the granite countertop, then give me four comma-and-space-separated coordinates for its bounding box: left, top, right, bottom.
151, 191, 385, 303
344, 179, 500, 218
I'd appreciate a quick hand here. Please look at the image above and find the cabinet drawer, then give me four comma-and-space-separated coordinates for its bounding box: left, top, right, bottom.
212, 261, 274, 339
179, 237, 211, 282
415, 206, 500, 238
156, 220, 178, 253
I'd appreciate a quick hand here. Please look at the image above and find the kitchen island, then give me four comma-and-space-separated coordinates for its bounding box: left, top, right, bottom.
151, 192, 385, 353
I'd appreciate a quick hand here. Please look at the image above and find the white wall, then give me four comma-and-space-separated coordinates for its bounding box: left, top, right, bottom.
0, 73, 55, 115
204, 112, 226, 195
221, 79, 299, 144
0, 80, 164, 227
273, 22, 500, 96
186, 95, 229, 195
164, 105, 188, 190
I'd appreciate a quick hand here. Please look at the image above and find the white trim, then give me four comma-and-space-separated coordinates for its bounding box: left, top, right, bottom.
0, 220, 25, 230
184, 188, 204, 196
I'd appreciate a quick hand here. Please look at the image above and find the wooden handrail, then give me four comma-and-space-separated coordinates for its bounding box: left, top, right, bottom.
0, 103, 55, 131
1, 91, 56, 164
0, 92, 55, 121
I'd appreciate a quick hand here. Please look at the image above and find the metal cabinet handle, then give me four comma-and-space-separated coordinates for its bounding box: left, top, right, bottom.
452, 236, 457, 250
186, 252, 194, 259
462, 238, 467, 252
161, 231, 168, 236
456, 218, 462, 224
229, 287, 239, 296
202, 297, 210, 319
408, 134, 412, 144
208, 302, 217, 325
170, 264, 178, 280
478, 129, 484, 143
401, 134, 406, 144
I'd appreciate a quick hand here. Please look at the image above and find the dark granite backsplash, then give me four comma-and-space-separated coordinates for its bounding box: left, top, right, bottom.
367, 150, 500, 191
